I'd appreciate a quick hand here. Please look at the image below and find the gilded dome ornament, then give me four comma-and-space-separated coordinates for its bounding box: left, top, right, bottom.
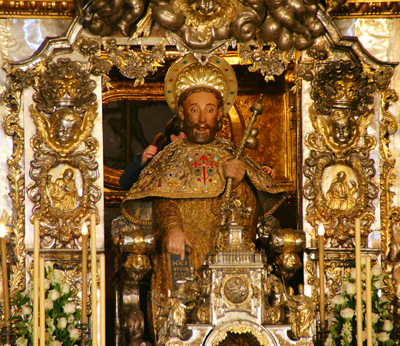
164, 54, 237, 115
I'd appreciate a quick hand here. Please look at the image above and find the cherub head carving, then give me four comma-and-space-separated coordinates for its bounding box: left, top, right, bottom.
51, 108, 83, 145
30, 103, 98, 156
308, 105, 374, 158
328, 110, 355, 145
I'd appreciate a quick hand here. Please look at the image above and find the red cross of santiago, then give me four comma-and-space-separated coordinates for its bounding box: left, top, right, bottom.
192, 155, 217, 185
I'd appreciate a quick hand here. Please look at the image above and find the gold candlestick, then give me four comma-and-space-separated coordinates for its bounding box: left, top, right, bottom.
318, 224, 325, 330
91, 214, 97, 346
355, 218, 362, 346
39, 256, 45, 346
366, 256, 372, 346
33, 217, 40, 346
0, 224, 10, 328
81, 223, 88, 328
100, 254, 106, 346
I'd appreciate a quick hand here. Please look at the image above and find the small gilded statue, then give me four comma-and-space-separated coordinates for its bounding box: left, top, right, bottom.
47, 168, 80, 210
287, 284, 315, 339
326, 171, 357, 210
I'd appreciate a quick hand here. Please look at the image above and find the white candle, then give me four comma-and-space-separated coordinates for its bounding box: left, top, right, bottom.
33, 217, 40, 346
91, 214, 97, 346
0, 224, 10, 327
355, 218, 362, 346
81, 223, 88, 328
100, 254, 106, 346
366, 256, 372, 346
318, 224, 325, 330
39, 256, 45, 346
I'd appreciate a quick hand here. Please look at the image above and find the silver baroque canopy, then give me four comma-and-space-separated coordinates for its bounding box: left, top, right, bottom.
82, 0, 326, 51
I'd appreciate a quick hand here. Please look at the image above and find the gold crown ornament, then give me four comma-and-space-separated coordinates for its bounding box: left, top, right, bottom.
311, 60, 374, 115
33, 58, 97, 114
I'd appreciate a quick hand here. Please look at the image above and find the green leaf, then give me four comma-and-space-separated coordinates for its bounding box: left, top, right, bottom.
9, 315, 22, 321
385, 340, 395, 346
22, 295, 30, 305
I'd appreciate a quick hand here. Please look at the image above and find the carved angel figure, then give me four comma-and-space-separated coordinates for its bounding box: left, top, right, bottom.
30, 104, 98, 156
326, 171, 357, 211
47, 168, 80, 211
307, 106, 375, 157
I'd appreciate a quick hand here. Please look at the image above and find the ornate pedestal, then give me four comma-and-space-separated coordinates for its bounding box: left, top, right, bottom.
156, 222, 314, 346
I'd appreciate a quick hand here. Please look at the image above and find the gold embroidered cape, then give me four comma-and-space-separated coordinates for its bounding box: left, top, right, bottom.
121, 137, 287, 224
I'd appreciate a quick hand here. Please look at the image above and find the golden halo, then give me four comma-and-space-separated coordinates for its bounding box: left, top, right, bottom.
164, 55, 237, 115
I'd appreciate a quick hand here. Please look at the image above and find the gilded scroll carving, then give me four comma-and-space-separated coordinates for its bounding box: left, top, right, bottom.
369, 65, 400, 258
27, 58, 101, 249
82, 37, 166, 88
0, 62, 38, 328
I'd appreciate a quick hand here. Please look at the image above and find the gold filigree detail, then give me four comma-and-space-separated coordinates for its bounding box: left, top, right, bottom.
77, 36, 101, 58
1, 68, 29, 328
238, 43, 296, 83
98, 37, 166, 87
24, 57, 101, 249
305, 260, 320, 310
304, 60, 379, 247
371, 65, 400, 258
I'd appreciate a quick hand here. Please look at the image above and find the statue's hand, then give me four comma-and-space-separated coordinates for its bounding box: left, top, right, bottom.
262, 165, 276, 180
141, 145, 158, 165
224, 159, 245, 187
165, 228, 192, 260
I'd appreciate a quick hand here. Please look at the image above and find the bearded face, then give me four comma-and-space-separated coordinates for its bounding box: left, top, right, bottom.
178, 91, 223, 144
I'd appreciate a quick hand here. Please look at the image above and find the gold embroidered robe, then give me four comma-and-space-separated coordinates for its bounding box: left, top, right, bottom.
121, 138, 287, 321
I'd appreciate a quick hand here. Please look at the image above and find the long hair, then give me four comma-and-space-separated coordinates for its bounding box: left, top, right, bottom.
153, 116, 182, 151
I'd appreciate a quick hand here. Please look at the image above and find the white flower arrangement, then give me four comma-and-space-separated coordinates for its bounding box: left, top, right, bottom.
12, 262, 83, 346
326, 263, 395, 346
